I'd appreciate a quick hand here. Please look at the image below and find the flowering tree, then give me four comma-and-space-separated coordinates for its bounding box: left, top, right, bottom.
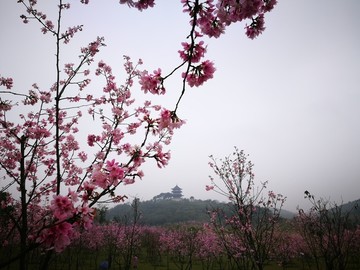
0, 0, 277, 269
160, 225, 201, 270
206, 147, 286, 270
296, 191, 359, 270
140, 226, 163, 269
194, 224, 224, 270
112, 198, 142, 270
271, 228, 305, 269
351, 226, 360, 269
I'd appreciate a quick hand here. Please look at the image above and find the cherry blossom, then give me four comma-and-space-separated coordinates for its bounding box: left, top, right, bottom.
183, 60, 216, 87
179, 41, 207, 63
139, 69, 165, 95
119, 0, 155, 11
37, 222, 78, 252
51, 195, 75, 220
0, 76, 14, 89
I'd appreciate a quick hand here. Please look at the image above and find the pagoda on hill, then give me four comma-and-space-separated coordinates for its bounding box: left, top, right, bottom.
171, 185, 183, 200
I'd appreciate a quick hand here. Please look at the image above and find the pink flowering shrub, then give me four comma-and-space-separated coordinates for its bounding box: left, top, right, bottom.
295, 191, 359, 270
194, 224, 224, 268
206, 147, 286, 270
160, 225, 201, 270
271, 229, 306, 268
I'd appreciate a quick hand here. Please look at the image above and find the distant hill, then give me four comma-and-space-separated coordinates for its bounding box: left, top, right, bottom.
106, 199, 296, 225
280, 208, 296, 219
104, 198, 360, 226
338, 199, 360, 213
106, 199, 227, 225
334, 199, 360, 224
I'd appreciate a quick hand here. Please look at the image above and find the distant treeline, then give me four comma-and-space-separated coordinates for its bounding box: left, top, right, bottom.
106, 199, 225, 225
105, 199, 298, 225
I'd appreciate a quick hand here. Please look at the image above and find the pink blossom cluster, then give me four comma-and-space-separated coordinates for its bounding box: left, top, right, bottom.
41, 20, 54, 34
146, 142, 171, 168
245, 13, 266, 39
90, 160, 125, 189
0, 76, 13, 89
119, 0, 155, 11
183, 60, 216, 87
106, 159, 125, 182
37, 222, 77, 252
205, 185, 214, 191
81, 36, 105, 59
60, 3, 71, 9
139, 69, 165, 95
157, 109, 184, 132
61, 25, 83, 44
28, 207, 81, 253
25, 190, 94, 252
51, 195, 76, 220
182, 0, 277, 39
179, 41, 207, 63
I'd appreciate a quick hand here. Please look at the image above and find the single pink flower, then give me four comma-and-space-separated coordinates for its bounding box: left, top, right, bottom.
205, 185, 214, 191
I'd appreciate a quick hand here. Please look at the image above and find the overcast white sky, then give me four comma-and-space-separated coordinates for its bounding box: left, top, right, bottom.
1, 1, 359, 211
